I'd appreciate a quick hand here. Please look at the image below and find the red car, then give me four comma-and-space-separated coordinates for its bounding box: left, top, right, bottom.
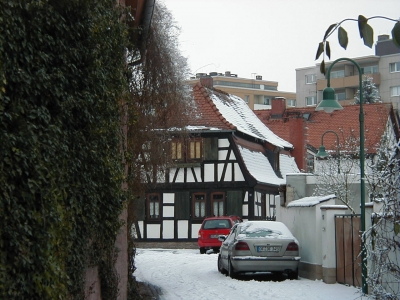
198, 216, 243, 254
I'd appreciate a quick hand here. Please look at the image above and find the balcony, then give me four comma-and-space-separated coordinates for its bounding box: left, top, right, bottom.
316, 72, 381, 91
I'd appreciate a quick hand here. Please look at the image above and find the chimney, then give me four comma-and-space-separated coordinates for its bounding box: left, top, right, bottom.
200, 76, 213, 88
271, 97, 286, 116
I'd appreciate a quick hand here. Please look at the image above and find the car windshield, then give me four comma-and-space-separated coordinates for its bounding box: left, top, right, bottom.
203, 219, 231, 229
237, 221, 293, 238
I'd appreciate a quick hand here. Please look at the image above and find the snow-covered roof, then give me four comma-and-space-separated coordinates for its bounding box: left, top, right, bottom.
287, 194, 336, 208
208, 92, 293, 149
237, 145, 299, 186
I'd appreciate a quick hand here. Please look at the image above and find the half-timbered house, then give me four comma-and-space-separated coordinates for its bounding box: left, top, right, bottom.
134, 81, 300, 243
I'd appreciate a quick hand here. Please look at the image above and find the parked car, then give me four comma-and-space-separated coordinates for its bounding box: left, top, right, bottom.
198, 216, 243, 254
217, 221, 300, 279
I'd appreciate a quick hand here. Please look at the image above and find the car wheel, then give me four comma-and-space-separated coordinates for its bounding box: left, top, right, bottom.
218, 254, 227, 274
288, 269, 298, 280
228, 258, 237, 279
199, 247, 206, 254
213, 247, 220, 253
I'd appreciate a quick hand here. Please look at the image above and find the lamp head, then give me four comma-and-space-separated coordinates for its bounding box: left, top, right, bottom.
316, 145, 329, 158
315, 86, 343, 113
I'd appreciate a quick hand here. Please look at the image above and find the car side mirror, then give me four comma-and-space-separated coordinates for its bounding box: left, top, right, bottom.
218, 235, 226, 242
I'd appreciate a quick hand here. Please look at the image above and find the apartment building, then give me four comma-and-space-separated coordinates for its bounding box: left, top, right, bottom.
186, 71, 296, 110
296, 34, 400, 109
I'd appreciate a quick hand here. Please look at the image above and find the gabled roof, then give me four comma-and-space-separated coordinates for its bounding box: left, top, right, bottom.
190, 83, 293, 149
255, 103, 399, 154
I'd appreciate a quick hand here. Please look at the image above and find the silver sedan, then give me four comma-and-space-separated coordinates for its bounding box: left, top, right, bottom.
218, 221, 300, 279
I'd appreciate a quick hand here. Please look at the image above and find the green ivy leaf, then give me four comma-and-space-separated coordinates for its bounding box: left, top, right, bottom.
395, 223, 400, 235
362, 23, 374, 48
323, 23, 337, 40
338, 26, 348, 50
326, 41, 331, 59
315, 42, 324, 60
392, 22, 400, 48
358, 15, 368, 38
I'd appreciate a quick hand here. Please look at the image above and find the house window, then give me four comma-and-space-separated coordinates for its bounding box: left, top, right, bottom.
263, 96, 271, 105
244, 95, 249, 103
193, 193, 206, 218
389, 62, 400, 73
335, 92, 346, 101
307, 152, 314, 173
171, 140, 184, 161
306, 96, 317, 106
362, 65, 378, 74
287, 99, 296, 107
188, 139, 202, 161
211, 192, 225, 216
390, 86, 400, 96
171, 138, 203, 162
305, 74, 316, 84
147, 194, 160, 219
330, 70, 345, 78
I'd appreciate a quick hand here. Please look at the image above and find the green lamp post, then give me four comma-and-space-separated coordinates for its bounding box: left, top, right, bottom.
315, 57, 367, 294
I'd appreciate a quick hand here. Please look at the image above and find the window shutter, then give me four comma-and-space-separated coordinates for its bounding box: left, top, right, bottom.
175, 191, 190, 219
203, 137, 218, 160
226, 191, 243, 216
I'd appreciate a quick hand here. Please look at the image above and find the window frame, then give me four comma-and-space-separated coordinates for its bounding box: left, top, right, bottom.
389, 62, 400, 73
305, 74, 316, 84
211, 192, 225, 217
171, 137, 203, 163
263, 96, 271, 105
306, 96, 317, 106
287, 99, 296, 107
146, 193, 161, 220
390, 86, 400, 96
192, 192, 207, 219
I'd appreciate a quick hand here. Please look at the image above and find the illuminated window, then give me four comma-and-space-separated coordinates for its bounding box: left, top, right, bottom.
171, 138, 202, 162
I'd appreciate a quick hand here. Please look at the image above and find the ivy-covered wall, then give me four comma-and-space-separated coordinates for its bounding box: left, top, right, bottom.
0, 0, 129, 298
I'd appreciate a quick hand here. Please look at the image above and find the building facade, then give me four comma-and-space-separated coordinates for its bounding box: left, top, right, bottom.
134, 82, 299, 243
296, 35, 400, 109
186, 71, 296, 110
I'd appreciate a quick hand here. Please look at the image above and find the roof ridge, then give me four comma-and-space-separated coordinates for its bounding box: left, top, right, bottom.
201, 84, 236, 130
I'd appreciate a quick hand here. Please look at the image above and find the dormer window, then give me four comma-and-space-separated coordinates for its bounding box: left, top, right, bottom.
171, 138, 203, 163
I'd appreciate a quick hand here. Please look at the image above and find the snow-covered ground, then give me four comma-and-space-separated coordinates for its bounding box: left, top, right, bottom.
134, 248, 365, 300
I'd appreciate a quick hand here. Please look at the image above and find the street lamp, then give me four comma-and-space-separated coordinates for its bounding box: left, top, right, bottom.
316, 130, 340, 174
315, 57, 367, 294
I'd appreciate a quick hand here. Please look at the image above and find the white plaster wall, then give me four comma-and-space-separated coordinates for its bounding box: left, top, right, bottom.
163, 206, 174, 218
191, 224, 201, 238
204, 164, 214, 182
175, 168, 184, 183
186, 167, 201, 183
218, 149, 228, 160
234, 163, 244, 181
177, 220, 188, 239
229, 151, 236, 160
162, 220, 174, 239
163, 193, 174, 204
138, 221, 144, 239
218, 138, 229, 147
224, 163, 232, 181
147, 224, 160, 239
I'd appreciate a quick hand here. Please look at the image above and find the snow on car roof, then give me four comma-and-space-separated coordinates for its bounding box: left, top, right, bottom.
237, 221, 294, 238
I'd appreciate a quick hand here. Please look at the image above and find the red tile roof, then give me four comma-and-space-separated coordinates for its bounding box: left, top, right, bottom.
189, 83, 236, 130
255, 103, 398, 155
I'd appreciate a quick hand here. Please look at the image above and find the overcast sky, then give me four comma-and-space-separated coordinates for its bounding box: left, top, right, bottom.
161, 0, 399, 92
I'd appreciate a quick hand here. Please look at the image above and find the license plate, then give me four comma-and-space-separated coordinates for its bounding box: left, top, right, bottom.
257, 246, 280, 252
210, 235, 219, 238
